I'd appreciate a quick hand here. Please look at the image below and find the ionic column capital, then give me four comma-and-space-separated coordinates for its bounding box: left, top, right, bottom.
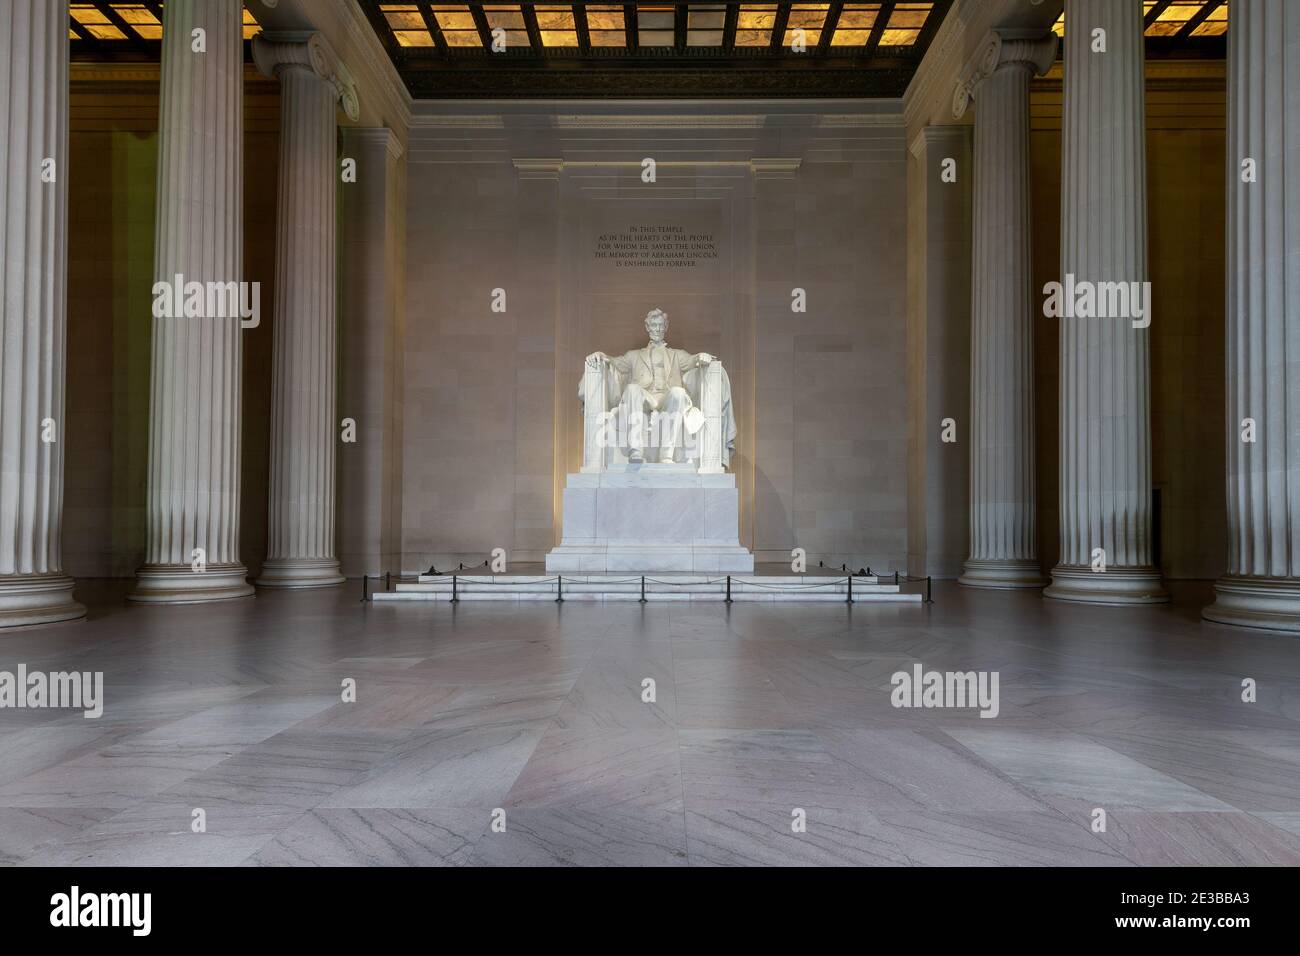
953, 29, 1058, 118
253, 30, 359, 121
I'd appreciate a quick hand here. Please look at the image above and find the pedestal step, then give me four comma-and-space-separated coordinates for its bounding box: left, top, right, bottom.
371, 573, 922, 603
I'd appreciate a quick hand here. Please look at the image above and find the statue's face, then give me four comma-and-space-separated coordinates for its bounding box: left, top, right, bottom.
645, 312, 667, 343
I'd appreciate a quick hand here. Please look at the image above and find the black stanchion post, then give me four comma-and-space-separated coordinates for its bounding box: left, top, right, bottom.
895, 570, 899, 586
362, 574, 368, 603
847, 573, 852, 604
556, 575, 564, 603
725, 575, 732, 604
639, 575, 647, 604
385, 571, 391, 592
451, 573, 458, 603
926, 575, 933, 603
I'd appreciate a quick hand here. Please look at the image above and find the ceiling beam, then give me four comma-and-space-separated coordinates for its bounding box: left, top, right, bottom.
912, 0, 952, 61
400, 55, 921, 98
624, 3, 638, 52
817, 2, 844, 55
92, 0, 150, 53
865, 1, 895, 57
470, 3, 495, 51
1144, 1, 1175, 29
770, 2, 791, 52
521, 3, 544, 53
1176, 0, 1222, 39
355, 0, 405, 63
723, 2, 738, 52
67, 15, 102, 50
415, 0, 449, 53
574, 3, 591, 53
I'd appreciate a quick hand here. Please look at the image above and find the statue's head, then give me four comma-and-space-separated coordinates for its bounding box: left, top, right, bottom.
645, 308, 668, 343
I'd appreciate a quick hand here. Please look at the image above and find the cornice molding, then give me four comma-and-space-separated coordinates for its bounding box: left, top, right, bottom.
512, 158, 565, 179
343, 126, 404, 160
410, 114, 507, 128
908, 123, 971, 159
749, 158, 802, 177
554, 114, 766, 129
903, 0, 971, 130
817, 113, 906, 128
335, 0, 411, 135
70, 61, 280, 93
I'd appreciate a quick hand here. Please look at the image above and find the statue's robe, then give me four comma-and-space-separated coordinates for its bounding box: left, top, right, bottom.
578, 343, 738, 468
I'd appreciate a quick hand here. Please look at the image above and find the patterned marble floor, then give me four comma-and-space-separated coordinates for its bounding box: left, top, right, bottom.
2, 579, 1299, 866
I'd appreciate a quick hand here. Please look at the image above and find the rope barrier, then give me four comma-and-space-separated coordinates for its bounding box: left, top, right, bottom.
368, 560, 934, 604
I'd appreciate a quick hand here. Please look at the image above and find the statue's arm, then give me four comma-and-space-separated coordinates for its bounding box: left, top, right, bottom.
609, 352, 632, 376
681, 350, 714, 370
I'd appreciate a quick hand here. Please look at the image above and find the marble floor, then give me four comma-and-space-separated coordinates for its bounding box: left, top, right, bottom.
2, 579, 1300, 867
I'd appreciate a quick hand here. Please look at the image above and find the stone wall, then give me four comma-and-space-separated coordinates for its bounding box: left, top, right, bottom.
401, 102, 910, 573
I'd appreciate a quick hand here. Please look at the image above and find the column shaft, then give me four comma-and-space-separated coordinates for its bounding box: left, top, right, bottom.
257, 42, 344, 587
131, 0, 251, 604
958, 32, 1055, 589
1204, 0, 1300, 630
1045, 0, 1167, 604
338, 128, 402, 577
0, 0, 85, 626
907, 125, 972, 580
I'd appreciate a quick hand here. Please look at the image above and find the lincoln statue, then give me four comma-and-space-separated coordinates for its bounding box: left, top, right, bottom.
584, 308, 717, 464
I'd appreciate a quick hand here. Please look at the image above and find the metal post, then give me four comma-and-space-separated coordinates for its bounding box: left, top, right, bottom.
895, 570, 899, 586
639, 575, 647, 603
385, 571, 390, 591
451, 573, 458, 603
926, 576, 933, 604
725, 575, 732, 604
847, 573, 852, 604
556, 574, 564, 603
362, 574, 368, 602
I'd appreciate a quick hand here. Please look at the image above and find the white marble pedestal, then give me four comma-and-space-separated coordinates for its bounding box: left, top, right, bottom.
545, 465, 754, 573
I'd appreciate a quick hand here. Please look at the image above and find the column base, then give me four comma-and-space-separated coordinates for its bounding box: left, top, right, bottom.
1203, 576, 1300, 633
958, 558, 1045, 589
1044, 564, 1169, 605
129, 564, 254, 604
0, 574, 86, 629
256, 558, 345, 589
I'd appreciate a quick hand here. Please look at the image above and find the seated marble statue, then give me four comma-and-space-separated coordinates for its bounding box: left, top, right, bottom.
583, 308, 735, 466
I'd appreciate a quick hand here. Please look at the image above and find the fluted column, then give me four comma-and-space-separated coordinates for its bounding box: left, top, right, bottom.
0, 0, 85, 627
254, 34, 356, 588
130, 0, 251, 604
1204, 1, 1300, 630
1045, 0, 1168, 605
954, 31, 1057, 589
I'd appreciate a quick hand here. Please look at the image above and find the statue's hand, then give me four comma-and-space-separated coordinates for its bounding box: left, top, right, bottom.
697, 352, 715, 366
585, 351, 609, 370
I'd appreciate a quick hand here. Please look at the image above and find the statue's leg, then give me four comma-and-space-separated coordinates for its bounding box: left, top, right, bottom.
661, 387, 690, 462
622, 384, 649, 461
